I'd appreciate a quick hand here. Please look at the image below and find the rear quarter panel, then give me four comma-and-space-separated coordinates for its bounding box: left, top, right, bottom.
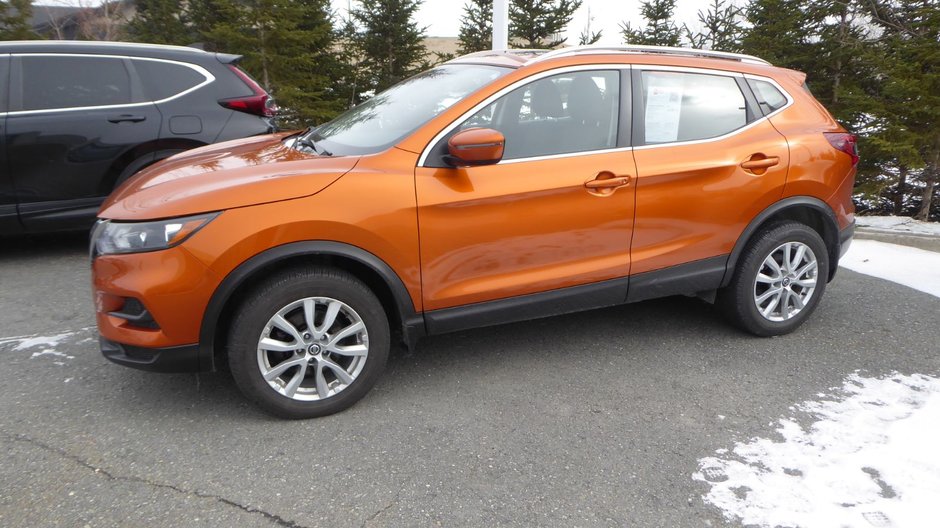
765, 74, 856, 229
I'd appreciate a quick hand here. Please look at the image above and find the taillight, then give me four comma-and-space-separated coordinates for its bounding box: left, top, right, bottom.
219, 65, 278, 117
824, 132, 859, 166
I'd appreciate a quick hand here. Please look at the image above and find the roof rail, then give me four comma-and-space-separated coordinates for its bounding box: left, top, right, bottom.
0, 40, 209, 54
527, 45, 771, 66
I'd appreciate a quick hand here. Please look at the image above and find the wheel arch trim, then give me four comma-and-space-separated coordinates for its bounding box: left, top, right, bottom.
197, 241, 422, 370
722, 196, 840, 287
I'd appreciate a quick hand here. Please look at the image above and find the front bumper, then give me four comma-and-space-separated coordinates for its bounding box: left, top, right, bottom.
100, 336, 205, 373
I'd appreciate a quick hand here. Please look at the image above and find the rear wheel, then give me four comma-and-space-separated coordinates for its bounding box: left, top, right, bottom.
228, 268, 389, 419
718, 222, 829, 336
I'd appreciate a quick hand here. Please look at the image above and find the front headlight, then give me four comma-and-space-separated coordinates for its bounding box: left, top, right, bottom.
92, 213, 218, 256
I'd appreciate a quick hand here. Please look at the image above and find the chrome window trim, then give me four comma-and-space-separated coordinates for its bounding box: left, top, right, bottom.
631, 66, 795, 151
1, 53, 215, 116
417, 63, 632, 167
418, 63, 796, 165
497, 146, 634, 165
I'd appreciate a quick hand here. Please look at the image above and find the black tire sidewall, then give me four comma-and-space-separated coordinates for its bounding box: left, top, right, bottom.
228, 269, 390, 419
724, 222, 829, 336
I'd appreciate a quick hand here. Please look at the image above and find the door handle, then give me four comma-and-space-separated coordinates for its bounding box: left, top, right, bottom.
108, 114, 147, 123
740, 156, 780, 171
584, 176, 631, 190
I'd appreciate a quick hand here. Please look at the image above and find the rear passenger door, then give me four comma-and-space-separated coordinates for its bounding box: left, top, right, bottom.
628, 66, 790, 289
6, 54, 161, 231
132, 58, 216, 142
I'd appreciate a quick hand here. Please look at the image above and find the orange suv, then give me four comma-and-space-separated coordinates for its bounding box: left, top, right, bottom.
91, 46, 857, 418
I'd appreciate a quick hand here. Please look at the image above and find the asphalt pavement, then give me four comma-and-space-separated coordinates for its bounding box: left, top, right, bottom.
1, 232, 938, 527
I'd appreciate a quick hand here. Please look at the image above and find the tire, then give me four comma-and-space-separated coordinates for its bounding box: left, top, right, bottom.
718, 221, 829, 336
228, 268, 390, 419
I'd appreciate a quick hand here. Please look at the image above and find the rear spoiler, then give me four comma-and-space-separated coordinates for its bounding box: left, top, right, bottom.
180, 43, 242, 64
215, 53, 243, 64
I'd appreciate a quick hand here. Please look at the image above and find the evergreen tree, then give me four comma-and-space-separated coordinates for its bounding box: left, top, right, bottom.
458, 0, 582, 51
1, 0, 35, 40
739, 0, 818, 70
127, 0, 193, 45
865, 0, 940, 220
510, 0, 581, 48
578, 7, 602, 45
621, 0, 682, 47
188, 0, 231, 50
458, 0, 492, 54
202, 0, 347, 127
349, 0, 427, 94
684, 0, 744, 51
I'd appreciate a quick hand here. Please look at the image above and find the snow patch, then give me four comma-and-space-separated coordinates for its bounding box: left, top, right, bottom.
8, 332, 75, 351
856, 215, 940, 236
695, 372, 940, 528
0, 328, 94, 363
840, 239, 940, 298
30, 349, 75, 360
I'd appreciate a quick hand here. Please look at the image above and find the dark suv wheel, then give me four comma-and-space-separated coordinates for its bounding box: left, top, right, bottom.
719, 222, 829, 336
227, 268, 390, 419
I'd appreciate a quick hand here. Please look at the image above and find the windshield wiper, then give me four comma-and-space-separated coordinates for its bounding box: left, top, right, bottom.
294, 128, 333, 156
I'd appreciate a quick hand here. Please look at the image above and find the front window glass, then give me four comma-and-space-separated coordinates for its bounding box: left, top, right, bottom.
640, 71, 746, 144
459, 70, 620, 160
307, 64, 509, 156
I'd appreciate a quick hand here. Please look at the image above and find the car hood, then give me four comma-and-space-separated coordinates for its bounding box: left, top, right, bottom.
99, 133, 360, 220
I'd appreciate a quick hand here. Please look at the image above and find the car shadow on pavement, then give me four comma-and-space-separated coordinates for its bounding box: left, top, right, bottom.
101, 294, 732, 421
95, 297, 728, 421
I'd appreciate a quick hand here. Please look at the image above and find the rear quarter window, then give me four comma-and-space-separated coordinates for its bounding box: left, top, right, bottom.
134, 59, 207, 101
747, 79, 789, 114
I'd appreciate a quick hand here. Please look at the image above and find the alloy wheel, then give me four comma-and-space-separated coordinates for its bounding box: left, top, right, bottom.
256, 297, 369, 401
753, 242, 818, 322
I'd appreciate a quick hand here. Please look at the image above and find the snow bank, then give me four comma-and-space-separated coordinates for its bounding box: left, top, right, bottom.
695, 372, 940, 528
840, 239, 940, 298
856, 216, 940, 236
695, 239, 940, 526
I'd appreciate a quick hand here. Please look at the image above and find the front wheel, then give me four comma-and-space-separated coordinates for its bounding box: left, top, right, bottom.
228, 268, 390, 419
718, 222, 829, 336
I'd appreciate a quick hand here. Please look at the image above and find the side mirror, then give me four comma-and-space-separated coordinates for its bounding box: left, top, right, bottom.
446, 128, 505, 167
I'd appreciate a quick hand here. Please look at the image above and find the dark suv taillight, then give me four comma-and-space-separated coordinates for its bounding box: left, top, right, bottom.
824, 132, 859, 166
219, 65, 278, 117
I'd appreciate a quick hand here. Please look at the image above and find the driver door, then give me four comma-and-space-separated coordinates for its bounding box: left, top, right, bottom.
415, 68, 636, 330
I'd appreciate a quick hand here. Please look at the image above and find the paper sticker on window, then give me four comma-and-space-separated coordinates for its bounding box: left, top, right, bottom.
644, 73, 684, 143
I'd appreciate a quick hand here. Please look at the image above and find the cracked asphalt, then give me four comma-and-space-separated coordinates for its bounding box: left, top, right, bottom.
1, 233, 938, 527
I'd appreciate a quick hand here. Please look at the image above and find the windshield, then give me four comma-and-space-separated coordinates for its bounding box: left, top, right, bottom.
302, 64, 510, 156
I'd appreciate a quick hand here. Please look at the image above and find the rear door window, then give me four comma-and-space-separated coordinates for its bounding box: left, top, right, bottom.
134, 59, 207, 101
639, 70, 747, 145
19, 55, 132, 111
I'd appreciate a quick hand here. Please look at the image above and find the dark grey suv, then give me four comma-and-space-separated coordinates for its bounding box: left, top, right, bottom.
0, 41, 276, 234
